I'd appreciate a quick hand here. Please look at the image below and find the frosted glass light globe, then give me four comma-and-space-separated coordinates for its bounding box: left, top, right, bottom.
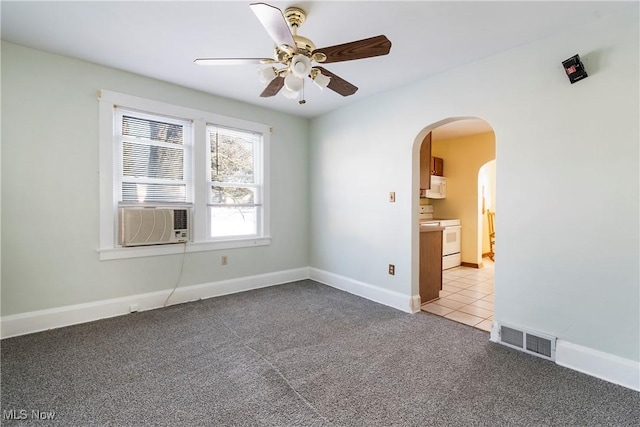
281, 86, 299, 99
258, 67, 277, 83
290, 54, 312, 78
284, 74, 303, 93
313, 71, 331, 89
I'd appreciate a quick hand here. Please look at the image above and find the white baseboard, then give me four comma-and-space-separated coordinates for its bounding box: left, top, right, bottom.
0, 267, 309, 339
555, 340, 640, 392
490, 322, 639, 392
308, 268, 414, 314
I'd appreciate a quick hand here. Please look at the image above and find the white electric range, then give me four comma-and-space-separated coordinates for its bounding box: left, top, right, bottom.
420, 210, 462, 270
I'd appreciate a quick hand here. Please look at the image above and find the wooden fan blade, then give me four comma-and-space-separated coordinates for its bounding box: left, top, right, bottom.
194, 58, 273, 65
260, 76, 285, 97
250, 3, 297, 52
314, 67, 358, 96
313, 35, 391, 63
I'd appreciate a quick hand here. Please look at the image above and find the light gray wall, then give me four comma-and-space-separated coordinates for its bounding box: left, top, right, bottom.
1, 41, 310, 315
309, 7, 639, 361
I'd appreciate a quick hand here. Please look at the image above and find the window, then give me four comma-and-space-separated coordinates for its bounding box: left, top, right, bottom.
116, 109, 193, 205
98, 90, 270, 260
207, 126, 263, 239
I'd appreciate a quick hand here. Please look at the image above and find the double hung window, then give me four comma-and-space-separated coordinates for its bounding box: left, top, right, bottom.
98, 90, 270, 260
207, 126, 263, 239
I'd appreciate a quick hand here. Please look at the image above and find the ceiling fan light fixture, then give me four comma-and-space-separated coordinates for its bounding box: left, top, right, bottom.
258, 66, 277, 83
195, 4, 390, 103
281, 86, 299, 99
290, 54, 312, 78
284, 73, 304, 93
312, 71, 331, 89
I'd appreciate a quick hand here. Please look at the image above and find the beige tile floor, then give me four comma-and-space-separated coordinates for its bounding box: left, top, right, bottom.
421, 258, 494, 332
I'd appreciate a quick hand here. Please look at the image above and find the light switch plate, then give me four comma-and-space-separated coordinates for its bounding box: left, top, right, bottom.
389, 192, 396, 203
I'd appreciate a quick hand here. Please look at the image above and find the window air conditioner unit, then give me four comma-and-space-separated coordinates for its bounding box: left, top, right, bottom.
119, 207, 189, 247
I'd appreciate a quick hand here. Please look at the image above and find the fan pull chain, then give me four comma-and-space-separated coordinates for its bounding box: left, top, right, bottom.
299, 78, 306, 104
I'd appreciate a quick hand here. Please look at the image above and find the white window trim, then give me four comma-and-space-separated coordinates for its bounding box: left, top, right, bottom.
98, 89, 271, 260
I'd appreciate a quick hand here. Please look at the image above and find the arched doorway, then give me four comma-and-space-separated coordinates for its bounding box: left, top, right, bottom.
412, 117, 496, 332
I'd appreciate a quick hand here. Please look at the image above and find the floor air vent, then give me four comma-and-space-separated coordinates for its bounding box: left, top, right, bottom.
501, 325, 524, 348
498, 323, 556, 361
526, 334, 552, 358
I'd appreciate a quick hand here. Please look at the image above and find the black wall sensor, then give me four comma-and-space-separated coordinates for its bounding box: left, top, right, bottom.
562, 54, 588, 84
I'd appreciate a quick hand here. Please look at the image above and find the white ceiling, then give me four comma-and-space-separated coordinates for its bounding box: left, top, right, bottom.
1, 1, 632, 122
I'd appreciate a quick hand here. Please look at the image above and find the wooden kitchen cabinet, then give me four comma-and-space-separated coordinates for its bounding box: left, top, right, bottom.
420, 132, 432, 191
431, 156, 444, 176
419, 227, 443, 304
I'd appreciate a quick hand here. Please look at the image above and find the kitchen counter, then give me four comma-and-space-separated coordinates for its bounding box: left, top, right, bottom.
420, 218, 457, 223
420, 224, 444, 232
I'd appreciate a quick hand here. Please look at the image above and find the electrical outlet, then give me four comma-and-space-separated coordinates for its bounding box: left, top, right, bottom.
389, 192, 396, 203
388, 264, 395, 275
221, 255, 228, 265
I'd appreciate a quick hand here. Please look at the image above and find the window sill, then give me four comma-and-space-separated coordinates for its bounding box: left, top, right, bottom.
98, 237, 271, 261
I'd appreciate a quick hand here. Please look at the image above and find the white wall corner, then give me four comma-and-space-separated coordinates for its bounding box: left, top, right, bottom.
308, 268, 414, 314
0, 267, 310, 339
555, 340, 640, 392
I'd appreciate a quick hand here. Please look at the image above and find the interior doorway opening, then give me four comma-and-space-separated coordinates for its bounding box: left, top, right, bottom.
413, 117, 496, 332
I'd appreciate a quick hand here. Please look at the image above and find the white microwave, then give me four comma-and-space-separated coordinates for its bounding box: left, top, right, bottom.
426, 176, 446, 199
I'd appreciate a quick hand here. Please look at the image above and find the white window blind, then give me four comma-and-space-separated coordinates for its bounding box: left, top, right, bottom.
116, 109, 193, 204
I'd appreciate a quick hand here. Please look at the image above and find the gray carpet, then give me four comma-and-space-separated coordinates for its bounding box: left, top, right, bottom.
1, 280, 638, 426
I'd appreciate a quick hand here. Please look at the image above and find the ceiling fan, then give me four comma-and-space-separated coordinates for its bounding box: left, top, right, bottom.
194, 2, 392, 104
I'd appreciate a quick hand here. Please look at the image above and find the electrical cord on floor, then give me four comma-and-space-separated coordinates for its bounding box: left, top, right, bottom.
163, 242, 188, 307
